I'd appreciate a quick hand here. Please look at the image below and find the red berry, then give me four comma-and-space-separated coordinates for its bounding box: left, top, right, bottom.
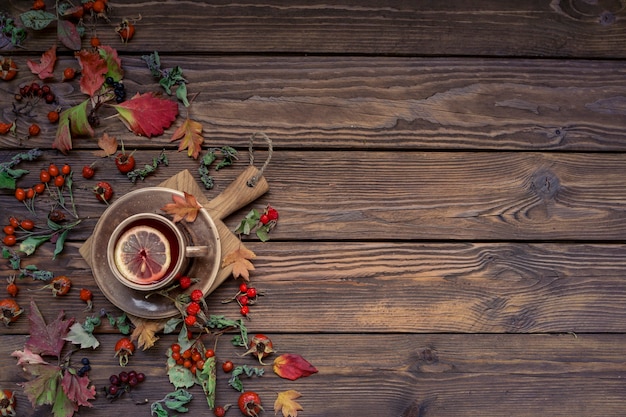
214, 406, 226, 417
186, 301, 201, 316
184, 315, 197, 326
179, 276, 192, 290
82, 164, 95, 179
205, 349, 215, 358
259, 214, 269, 225
62, 164, 71, 175
267, 207, 279, 221
239, 283, 248, 293
246, 287, 257, 298
28, 123, 41, 136
240, 305, 250, 317
222, 360, 234, 373
190, 289, 203, 302
238, 295, 249, 306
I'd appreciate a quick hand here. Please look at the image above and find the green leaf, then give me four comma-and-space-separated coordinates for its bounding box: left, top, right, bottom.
64, 322, 100, 349
166, 354, 195, 389
164, 317, 182, 334
0, 173, 17, 190
228, 364, 264, 392
20, 10, 55, 30
176, 82, 189, 107
197, 356, 216, 408
20, 236, 49, 256
150, 402, 168, 417
52, 230, 69, 260
256, 227, 270, 242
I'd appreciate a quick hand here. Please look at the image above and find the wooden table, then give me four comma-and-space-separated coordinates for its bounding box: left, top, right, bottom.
1, 1, 626, 416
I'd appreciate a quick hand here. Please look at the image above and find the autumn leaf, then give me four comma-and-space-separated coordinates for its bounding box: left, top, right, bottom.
11, 348, 49, 367
93, 132, 118, 157
25, 300, 74, 358
53, 99, 94, 154
75, 49, 107, 97
57, 19, 81, 51
161, 192, 202, 223
274, 390, 304, 417
27, 44, 56, 80
99, 45, 124, 82
20, 363, 62, 407
222, 247, 256, 281
170, 117, 204, 159
273, 354, 318, 381
130, 319, 162, 350
113, 92, 179, 137
61, 369, 96, 408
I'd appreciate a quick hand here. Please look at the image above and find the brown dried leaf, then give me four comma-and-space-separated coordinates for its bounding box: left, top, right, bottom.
221, 247, 256, 281
93, 133, 118, 157
130, 319, 161, 350
161, 192, 202, 223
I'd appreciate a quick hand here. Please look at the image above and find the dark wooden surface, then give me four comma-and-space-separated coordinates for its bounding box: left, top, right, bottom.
1, 1, 626, 416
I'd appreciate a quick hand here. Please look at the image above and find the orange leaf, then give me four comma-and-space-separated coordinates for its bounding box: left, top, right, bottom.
274, 390, 304, 417
221, 247, 256, 281
170, 117, 204, 159
75, 49, 107, 97
93, 133, 118, 157
161, 192, 202, 223
27, 45, 56, 80
273, 354, 318, 381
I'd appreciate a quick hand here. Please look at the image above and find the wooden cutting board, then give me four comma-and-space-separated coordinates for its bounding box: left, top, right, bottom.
79, 166, 268, 330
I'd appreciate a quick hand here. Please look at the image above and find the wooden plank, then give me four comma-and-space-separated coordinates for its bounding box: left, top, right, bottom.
2, 333, 626, 416
1, 56, 626, 151
3, 150, 626, 241
1, 1, 625, 57
2, 241, 626, 334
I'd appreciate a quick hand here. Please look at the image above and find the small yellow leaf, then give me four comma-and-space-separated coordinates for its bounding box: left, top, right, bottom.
161, 192, 202, 223
222, 247, 256, 281
170, 117, 204, 159
274, 390, 304, 417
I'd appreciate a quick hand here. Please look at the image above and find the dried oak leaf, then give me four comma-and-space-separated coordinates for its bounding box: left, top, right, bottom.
93, 132, 118, 157
274, 390, 304, 417
161, 192, 202, 223
113, 92, 179, 137
25, 300, 74, 358
221, 247, 256, 281
273, 354, 318, 381
130, 319, 161, 350
27, 44, 56, 80
75, 49, 107, 97
170, 117, 204, 159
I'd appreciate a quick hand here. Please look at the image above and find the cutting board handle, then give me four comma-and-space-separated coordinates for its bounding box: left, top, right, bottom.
204, 165, 269, 220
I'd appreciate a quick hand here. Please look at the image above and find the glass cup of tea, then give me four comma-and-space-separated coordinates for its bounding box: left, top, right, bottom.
107, 212, 209, 291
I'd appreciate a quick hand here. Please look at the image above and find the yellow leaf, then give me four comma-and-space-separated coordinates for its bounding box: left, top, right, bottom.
170, 117, 204, 159
130, 319, 161, 350
221, 247, 256, 281
274, 390, 303, 417
161, 192, 202, 223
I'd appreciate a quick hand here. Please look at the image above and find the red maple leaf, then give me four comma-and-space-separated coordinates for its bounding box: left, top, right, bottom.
25, 300, 74, 358
61, 371, 96, 408
27, 45, 57, 80
113, 92, 179, 137
75, 49, 107, 97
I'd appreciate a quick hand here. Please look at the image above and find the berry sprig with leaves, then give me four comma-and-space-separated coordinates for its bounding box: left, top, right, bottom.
234, 205, 279, 242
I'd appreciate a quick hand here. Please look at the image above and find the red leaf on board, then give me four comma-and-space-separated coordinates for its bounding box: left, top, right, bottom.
61, 371, 96, 408
25, 300, 74, 358
57, 19, 81, 51
170, 117, 204, 159
27, 45, 56, 80
273, 353, 318, 381
75, 49, 107, 97
113, 92, 179, 137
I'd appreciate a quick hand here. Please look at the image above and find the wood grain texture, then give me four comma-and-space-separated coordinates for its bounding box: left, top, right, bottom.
2, 333, 626, 416
1, 1, 625, 57
1, 56, 625, 151
2, 241, 626, 334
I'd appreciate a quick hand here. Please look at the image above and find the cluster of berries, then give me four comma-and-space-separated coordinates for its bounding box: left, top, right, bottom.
16, 81, 57, 105
183, 289, 205, 326
77, 357, 91, 377
105, 369, 146, 399
260, 206, 279, 225
11, 163, 73, 214
106, 77, 127, 103
2, 216, 34, 247
224, 283, 263, 317
170, 342, 212, 375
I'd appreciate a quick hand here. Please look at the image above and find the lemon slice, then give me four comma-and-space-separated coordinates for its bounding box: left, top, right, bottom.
114, 225, 172, 284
